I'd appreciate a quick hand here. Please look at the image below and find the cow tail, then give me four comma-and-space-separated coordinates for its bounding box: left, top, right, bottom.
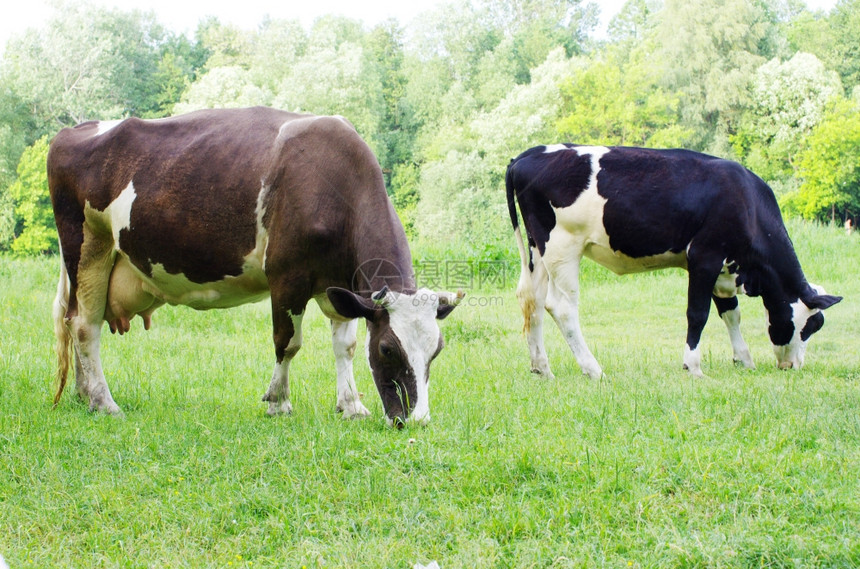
52, 255, 72, 407
506, 160, 536, 335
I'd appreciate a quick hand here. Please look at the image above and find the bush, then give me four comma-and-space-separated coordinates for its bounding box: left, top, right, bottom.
7, 136, 57, 256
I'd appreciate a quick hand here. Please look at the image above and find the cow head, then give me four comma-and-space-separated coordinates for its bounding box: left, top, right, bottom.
767, 284, 841, 370
326, 286, 462, 426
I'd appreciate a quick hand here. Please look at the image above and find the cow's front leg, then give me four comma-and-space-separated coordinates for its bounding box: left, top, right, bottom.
263, 308, 303, 415
544, 260, 602, 380
518, 255, 554, 378
713, 295, 755, 369
331, 318, 370, 419
683, 263, 721, 377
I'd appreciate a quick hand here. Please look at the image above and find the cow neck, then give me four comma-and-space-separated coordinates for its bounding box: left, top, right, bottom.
749, 225, 810, 304
352, 206, 417, 295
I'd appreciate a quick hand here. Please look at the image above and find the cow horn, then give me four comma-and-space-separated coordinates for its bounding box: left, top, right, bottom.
372, 286, 390, 304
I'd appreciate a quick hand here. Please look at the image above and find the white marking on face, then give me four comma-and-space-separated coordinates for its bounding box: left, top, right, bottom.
95, 120, 124, 136
772, 298, 817, 369
383, 289, 443, 425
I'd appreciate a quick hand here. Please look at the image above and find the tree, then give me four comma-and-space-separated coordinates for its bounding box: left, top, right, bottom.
783, 98, 860, 221
1, 1, 204, 129
732, 52, 843, 183
647, 0, 773, 152
7, 137, 56, 256
788, 0, 860, 94
555, 51, 691, 147
174, 66, 269, 113
363, 20, 414, 178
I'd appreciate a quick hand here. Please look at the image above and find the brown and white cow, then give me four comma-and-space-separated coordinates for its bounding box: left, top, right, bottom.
48, 106, 461, 424
506, 144, 841, 379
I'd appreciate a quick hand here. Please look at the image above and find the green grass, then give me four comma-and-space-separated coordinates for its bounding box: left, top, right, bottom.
1, 221, 859, 568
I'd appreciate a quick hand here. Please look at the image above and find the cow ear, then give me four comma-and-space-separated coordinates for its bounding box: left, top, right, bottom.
326, 287, 377, 320
436, 290, 465, 320
804, 294, 842, 310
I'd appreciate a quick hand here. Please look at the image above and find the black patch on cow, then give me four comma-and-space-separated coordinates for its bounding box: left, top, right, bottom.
366, 311, 418, 421
712, 295, 739, 316
767, 300, 795, 346
597, 148, 721, 258
800, 311, 824, 342
507, 145, 592, 256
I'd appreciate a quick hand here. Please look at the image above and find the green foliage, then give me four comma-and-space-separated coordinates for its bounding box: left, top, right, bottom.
733, 52, 843, 181
1, 0, 860, 255
555, 52, 691, 147
649, 0, 773, 152
7, 136, 56, 255
414, 150, 509, 253
390, 162, 421, 238
788, 0, 860, 93
783, 98, 860, 221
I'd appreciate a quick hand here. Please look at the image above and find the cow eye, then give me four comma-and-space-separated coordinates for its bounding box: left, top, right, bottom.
379, 343, 398, 361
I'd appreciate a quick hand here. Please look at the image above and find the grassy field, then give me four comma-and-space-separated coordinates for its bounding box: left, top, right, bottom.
1, 220, 859, 568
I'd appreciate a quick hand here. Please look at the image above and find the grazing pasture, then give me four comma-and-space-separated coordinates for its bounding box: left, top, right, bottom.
1, 220, 858, 568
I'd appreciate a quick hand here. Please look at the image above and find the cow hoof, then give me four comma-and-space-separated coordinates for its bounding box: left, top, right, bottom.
91, 403, 124, 417
683, 365, 705, 378
338, 400, 371, 419
530, 368, 556, 380
582, 366, 603, 380
266, 401, 293, 416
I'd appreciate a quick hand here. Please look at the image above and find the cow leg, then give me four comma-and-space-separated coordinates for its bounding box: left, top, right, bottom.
331, 319, 371, 419
712, 295, 755, 369
543, 259, 603, 380
517, 255, 554, 378
67, 227, 122, 414
263, 308, 303, 415
683, 260, 722, 377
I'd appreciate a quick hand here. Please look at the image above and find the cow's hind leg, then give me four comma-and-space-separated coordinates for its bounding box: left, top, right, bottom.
516, 252, 554, 378
66, 227, 122, 414
712, 295, 755, 369
543, 256, 602, 380
331, 318, 371, 419
263, 306, 303, 415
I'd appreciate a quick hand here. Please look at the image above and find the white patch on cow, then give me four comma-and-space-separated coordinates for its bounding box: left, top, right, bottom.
246, 182, 270, 272
573, 146, 611, 161
719, 305, 754, 368
713, 259, 745, 297
547, 145, 686, 275
543, 144, 570, 154
683, 344, 704, 377
109, 182, 137, 248
95, 119, 124, 136
383, 289, 442, 425
137, 261, 268, 309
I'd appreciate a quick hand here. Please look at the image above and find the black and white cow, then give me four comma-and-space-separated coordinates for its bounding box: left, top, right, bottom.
505, 144, 841, 379
48, 106, 462, 424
